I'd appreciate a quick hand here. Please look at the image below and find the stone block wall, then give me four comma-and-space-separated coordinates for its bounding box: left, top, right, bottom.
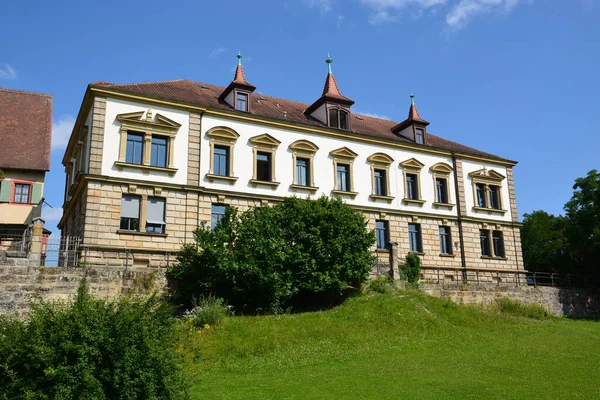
0, 257, 164, 317
421, 282, 600, 319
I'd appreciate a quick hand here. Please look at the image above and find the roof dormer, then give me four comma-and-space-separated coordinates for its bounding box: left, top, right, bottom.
392, 94, 430, 145
304, 54, 354, 130
219, 52, 256, 112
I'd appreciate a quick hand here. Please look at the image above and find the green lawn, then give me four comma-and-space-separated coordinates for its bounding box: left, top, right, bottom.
182, 291, 600, 399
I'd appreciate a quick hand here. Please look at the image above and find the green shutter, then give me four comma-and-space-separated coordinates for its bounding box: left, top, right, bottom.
31, 183, 43, 204
0, 180, 11, 202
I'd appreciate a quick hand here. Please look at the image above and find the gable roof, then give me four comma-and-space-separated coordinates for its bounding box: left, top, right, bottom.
0, 88, 52, 171
90, 79, 515, 164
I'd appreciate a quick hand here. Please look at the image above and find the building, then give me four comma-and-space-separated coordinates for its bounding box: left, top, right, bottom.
59, 55, 523, 282
0, 88, 52, 237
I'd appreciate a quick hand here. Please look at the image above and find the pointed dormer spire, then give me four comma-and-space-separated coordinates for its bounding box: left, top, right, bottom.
219, 51, 256, 106
321, 53, 351, 101
407, 93, 427, 123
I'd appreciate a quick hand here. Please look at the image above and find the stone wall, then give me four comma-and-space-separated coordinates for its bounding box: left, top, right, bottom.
0, 257, 164, 317
421, 282, 600, 319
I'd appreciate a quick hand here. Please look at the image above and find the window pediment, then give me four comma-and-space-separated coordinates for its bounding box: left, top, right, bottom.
430, 163, 453, 175
330, 147, 357, 160
116, 109, 181, 133
206, 126, 240, 142
469, 168, 505, 183
400, 158, 425, 170
249, 133, 281, 149
367, 152, 394, 165
289, 140, 319, 153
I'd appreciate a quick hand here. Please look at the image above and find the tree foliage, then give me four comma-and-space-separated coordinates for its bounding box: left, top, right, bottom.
521, 169, 600, 275
0, 281, 188, 400
167, 196, 376, 313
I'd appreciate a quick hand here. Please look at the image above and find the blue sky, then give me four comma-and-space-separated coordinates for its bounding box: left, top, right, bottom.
1, 0, 598, 233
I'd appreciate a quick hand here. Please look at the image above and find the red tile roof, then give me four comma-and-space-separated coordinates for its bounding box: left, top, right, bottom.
408, 103, 429, 125
0, 88, 52, 171
91, 79, 513, 163
321, 73, 353, 103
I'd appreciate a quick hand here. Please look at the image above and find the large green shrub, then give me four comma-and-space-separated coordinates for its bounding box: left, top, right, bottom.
0, 281, 188, 400
168, 196, 376, 313
400, 254, 421, 284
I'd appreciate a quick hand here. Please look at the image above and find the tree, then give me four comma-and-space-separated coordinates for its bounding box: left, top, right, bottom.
168, 196, 376, 313
564, 169, 600, 275
521, 210, 570, 273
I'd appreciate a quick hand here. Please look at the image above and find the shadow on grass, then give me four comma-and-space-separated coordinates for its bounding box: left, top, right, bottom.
283, 287, 362, 314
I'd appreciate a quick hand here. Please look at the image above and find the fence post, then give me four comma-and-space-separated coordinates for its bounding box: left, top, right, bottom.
389, 242, 400, 282
28, 217, 45, 264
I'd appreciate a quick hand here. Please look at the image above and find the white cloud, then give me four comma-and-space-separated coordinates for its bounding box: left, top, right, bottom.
305, 0, 334, 13
209, 47, 227, 58
42, 207, 63, 222
446, 0, 523, 29
0, 63, 17, 79
51, 115, 75, 151
356, 111, 391, 120
361, 0, 446, 23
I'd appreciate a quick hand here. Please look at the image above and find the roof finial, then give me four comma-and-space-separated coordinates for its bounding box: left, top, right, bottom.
237, 51, 242, 66
410, 93, 415, 105
326, 53, 333, 74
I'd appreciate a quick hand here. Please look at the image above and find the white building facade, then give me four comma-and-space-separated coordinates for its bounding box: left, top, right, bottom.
60, 56, 523, 282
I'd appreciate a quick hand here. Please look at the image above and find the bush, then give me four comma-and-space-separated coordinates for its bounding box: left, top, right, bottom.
400, 254, 421, 284
182, 295, 230, 328
492, 297, 551, 320
0, 280, 188, 399
168, 195, 376, 313
368, 276, 394, 294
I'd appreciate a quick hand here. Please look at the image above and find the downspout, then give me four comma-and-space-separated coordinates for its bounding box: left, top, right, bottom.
451, 154, 468, 281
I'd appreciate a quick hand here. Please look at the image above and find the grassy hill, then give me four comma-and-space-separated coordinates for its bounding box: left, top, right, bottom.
181, 290, 600, 399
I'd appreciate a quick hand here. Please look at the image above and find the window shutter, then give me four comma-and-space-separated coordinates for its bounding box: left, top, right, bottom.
0, 180, 11, 202
31, 183, 43, 204
121, 196, 140, 218
146, 198, 165, 224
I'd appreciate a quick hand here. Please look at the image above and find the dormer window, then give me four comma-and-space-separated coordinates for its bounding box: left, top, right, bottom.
235, 91, 248, 112
415, 128, 424, 144
328, 108, 349, 130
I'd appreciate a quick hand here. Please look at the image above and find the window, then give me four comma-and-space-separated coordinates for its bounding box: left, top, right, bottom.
406, 174, 419, 200
13, 183, 31, 204
476, 183, 487, 208
439, 226, 452, 255
492, 231, 505, 258
249, 134, 280, 186
146, 197, 166, 234
368, 153, 394, 201
125, 132, 144, 165
328, 108, 350, 130
256, 152, 272, 181
206, 127, 239, 182
408, 223, 422, 253
400, 158, 425, 204
296, 158, 309, 186
337, 164, 350, 192
330, 147, 357, 196
213, 146, 229, 176
211, 204, 227, 230
436, 178, 448, 204
480, 230, 491, 256
415, 128, 424, 144
116, 110, 180, 174
235, 92, 248, 112
375, 220, 389, 250
489, 185, 501, 210
469, 168, 506, 214
374, 169, 387, 196
150, 137, 167, 168
290, 140, 319, 191
120, 195, 140, 231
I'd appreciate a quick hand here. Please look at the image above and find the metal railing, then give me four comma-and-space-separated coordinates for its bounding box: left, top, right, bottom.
371, 251, 392, 277
0, 231, 32, 254
525, 271, 600, 289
